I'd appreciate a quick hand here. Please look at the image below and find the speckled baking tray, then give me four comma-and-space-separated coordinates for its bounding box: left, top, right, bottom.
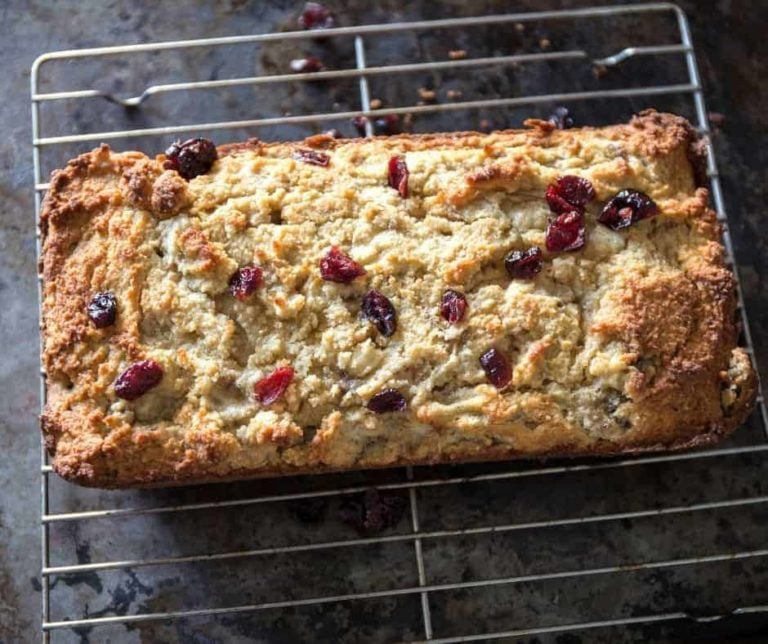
31, 3, 768, 642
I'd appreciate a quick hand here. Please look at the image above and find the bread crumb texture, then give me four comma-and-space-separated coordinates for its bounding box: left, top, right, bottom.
40, 111, 756, 487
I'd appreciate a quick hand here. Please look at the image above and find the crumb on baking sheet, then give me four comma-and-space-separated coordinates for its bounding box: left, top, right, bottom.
708, 112, 726, 130
418, 87, 437, 102
448, 49, 467, 60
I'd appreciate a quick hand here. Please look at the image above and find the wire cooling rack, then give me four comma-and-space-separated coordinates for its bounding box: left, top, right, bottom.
32, 3, 768, 642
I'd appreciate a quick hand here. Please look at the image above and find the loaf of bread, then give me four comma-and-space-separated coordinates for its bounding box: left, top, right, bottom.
40, 111, 756, 488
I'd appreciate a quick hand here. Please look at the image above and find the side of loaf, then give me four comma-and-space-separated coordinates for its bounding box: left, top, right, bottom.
40, 110, 756, 488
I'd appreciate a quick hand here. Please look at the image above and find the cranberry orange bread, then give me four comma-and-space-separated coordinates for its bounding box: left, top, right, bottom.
40, 111, 756, 488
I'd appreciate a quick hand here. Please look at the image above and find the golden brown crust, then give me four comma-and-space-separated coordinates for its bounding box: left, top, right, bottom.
40, 112, 757, 488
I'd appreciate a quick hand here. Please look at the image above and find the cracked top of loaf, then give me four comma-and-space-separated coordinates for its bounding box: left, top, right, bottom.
40, 110, 756, 488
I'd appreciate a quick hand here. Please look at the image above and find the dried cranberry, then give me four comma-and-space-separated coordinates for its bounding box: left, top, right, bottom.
367, 388, 408, 413
598, 189, 659, 231
362, 290, 397, 337
87, 292, 117, 328
505, 247, 543, 279
114, 360, 163, 400
339, 489, 407, 535
373, 114, 401, 136
548, 106, 573, 129
556, 176, 595, 208
440, 289, 468, 324
352, 116, 369, 136
163, 138, 218, 180
293, 148, 330, 167
289, 57, 324, 73
388, 156, 409, 198
479, 348, 512, 389
254, 366, 294, 405
228, 265, 264, 301
298, 2, 335, 30
545, 185, 575, 215
546, 211, 586, 252
545, 175, 595, 214
320, 246, 365, 283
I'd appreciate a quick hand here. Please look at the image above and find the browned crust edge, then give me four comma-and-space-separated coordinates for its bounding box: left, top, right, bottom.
44, 354, 756, 489
46, 400, 755, 489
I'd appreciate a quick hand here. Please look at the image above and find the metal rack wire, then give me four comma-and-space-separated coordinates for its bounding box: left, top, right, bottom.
31, 3, 768, 642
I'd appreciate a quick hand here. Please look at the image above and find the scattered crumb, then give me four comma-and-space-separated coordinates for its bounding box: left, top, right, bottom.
708, 112, 726, 128
479, 118, 493, 132
448, 49, 467, 60
418, 87, 437, 102
514, 22, 525, 33
369, 98, 382, 110
446, 89, 463, 100
592, 64, 608, 79
539, 37, 551, 50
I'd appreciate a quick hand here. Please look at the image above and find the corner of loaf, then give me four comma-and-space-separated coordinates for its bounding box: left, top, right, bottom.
39, 112, 757, 488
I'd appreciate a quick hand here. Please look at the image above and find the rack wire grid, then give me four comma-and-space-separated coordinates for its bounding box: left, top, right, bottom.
31, 3, 768, 642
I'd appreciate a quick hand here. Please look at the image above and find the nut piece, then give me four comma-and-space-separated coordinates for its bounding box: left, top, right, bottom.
120, 163, 153, 209
151, 170, 188, 218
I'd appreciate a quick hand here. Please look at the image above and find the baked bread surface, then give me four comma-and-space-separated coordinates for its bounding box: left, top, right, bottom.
40, 111, 756, 488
